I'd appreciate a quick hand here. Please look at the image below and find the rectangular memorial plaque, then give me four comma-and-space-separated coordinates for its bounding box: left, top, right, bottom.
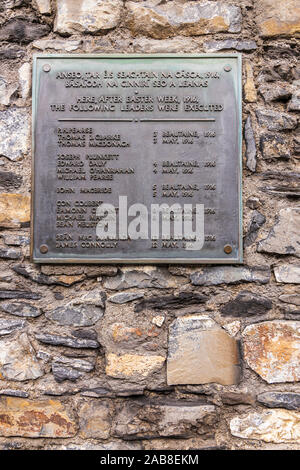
32, 54, 242, 264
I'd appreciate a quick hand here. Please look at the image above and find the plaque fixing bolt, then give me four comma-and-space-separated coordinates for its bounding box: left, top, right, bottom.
40, 244, 48, 254
224, 244, 233, 254
43, 64, 51, 72
224, 65, 232, 72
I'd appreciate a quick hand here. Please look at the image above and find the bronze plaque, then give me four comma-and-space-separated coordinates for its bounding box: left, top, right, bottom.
32, 54, 242, 264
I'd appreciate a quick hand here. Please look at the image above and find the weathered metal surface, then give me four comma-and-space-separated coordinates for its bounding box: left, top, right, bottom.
32, 54, 242, 263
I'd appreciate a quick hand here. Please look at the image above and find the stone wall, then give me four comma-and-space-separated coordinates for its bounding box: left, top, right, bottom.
0, 0, 299, 450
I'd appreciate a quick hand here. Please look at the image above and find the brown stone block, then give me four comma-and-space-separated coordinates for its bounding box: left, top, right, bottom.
78, 400, 111, 439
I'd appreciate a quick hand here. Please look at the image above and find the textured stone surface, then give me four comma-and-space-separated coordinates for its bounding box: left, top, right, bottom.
294, 136, 300, 154
108, 292, 144, 304
257, 392, 300, 410
0, 333, 44, 381
75, 289, 106, 307
104, 267, 185, 290
0, 272, 12, 283
221, 391, 255, 406
256, 0, 300, 38
257, 208, 300, 257
256, 108, 298, 131
0, 389, 28, 398
152, 315, 165, 328
33, 38, 82, 51
12, 264, 86, 286
244, 211, 266, 246
135, 292, 208, 312
48, 441, 143, 450
41, 264, 117, 277
223, 320, 241, 337
0, 171, 22, 191
18, 63, 31, 100
0, 77, 18, 107
0, 319, 26, 336
99, 304, 165, 360
259, 83, 292, 102
45, 304, 103, 327
191, 266, 270, 286
36, 332, 100, 349
260, 134, 291, 160
52, 356, 95, 382
230, 410, 300, 443
261, 171, 300, 198
0, 77, 9, 106
0, 246, 22, 260
204, 39, 257, 52
283, 305, 300, 318
244, 62, 257, 103
244, 115, 257, 172
0, 302, 42, 318
243, 321, 300, 383
0, 290, 41, 301
261, 179, 300, 198
115, 399, 217, 439
126, 1, 241, 39
279, 294, 300, 306
0, 109, 30, 161
106, 353, 165, 380
2, 233, 29, 247
80, 381, 144, 399
0, 397, 77, 437
141, 438, 218, 451
34, 0, 51, 15
51, 363, 81, 383
79, 401, 111, 439
0, 19, 50, 44
221, 291, 272, 317
55, 0, 123, 35
246, 197, 260, 210
0, 0, 298, 452
1, 0, 24, 9
132, 37, 198, 53
274, 265, 300, 284
288, 88, 300, 112
167, 315, 240, 385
